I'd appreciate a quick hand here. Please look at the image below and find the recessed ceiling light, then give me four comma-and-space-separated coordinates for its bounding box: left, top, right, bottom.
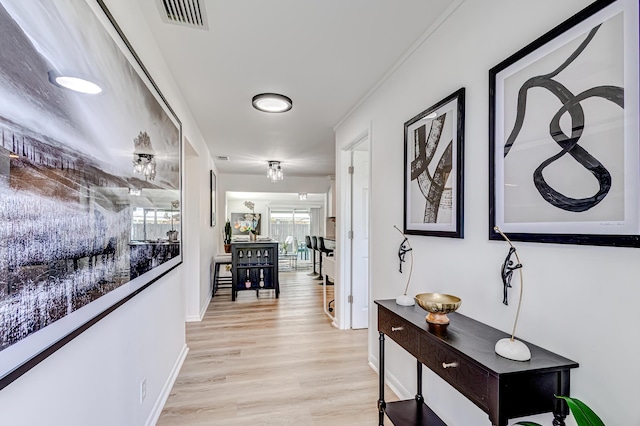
48, 71, 102, 94
252, 93, 292, 113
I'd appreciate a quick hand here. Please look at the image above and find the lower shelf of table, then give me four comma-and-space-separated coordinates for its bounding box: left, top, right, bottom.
232, 286, 279, 300
235, 285, 277, 291
384, 399, 446, 426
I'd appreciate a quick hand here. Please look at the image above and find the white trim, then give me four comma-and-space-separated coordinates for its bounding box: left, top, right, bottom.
344, 129, 369, 151
145, 344, 189, 426
185, 312, 200, 322
186, 282, 212, 322
367, 359, 412, 401
185, 288, 210, 322
338, 149, 353, 330
337, 124, 372, 330
333, 0, 466, 130
200, 289, 212, 319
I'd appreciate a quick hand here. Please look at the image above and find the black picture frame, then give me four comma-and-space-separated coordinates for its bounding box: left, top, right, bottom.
404, 88, 465, 238
489, 0, 639, 247
210, 170, 216, 227
0, 0, 183, 390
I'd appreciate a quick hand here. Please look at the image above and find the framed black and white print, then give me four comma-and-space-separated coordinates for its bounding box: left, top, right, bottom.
0, 0, 182, 390
404, 88, 465, 238
489, 0, 639, 247
210, 170, 216, 227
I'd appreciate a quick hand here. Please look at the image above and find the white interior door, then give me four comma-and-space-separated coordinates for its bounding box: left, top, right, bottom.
351, 142, 370, 329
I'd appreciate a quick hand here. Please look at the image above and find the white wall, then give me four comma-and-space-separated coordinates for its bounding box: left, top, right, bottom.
184, 139, 219, 322
221, 173, 330, 195
218, 173, 330, 243
0, 269, 185, 426
336, 1, 639, 425
0, 0, 218, 424
227, 198, 271, 236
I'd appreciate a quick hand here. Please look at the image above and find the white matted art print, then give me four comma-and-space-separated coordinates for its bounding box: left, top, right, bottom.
404, 88, 465, 238
489, 0, 639, 246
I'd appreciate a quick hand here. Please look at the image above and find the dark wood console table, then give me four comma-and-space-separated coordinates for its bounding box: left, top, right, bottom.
375, 300, 578, 426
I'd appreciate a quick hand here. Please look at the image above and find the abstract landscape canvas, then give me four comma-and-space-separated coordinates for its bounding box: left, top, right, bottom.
0, 0, 182, 388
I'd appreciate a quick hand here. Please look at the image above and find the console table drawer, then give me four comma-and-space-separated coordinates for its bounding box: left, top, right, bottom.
419, 335, 489, 411
378, 308, 419, 357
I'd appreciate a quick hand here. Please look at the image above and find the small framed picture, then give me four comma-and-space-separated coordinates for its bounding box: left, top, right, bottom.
210, 170, 216, 227
404, 88, 465, 238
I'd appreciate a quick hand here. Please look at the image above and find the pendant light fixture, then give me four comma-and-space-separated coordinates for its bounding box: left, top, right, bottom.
267, 161, 284, 182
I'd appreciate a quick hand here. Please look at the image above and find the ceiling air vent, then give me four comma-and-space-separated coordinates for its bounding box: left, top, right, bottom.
217, 156, 230, 161
156, 0, 209, 30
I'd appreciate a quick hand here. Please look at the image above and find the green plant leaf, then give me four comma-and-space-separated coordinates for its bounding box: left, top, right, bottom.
557, 396, 605, 426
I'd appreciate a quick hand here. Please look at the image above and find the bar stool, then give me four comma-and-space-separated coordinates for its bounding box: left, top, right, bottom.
318, 236, 333, 257
318, 237, 333, 282
212, 254, 232, 296
312, 236, 323, 281
306, 236, 318, 276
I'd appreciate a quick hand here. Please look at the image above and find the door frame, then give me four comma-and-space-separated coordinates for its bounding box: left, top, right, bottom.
337, 127, 371, 330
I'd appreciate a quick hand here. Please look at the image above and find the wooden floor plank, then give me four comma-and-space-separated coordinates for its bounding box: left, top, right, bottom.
157, 270, 396, 425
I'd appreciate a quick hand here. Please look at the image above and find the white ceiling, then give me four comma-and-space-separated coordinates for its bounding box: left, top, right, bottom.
135, 0, 456, 178
227, 191, 324, 203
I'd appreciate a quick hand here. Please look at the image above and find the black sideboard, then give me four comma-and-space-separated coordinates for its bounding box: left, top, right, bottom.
231, 241, 279, 301
375, 299, 579, 426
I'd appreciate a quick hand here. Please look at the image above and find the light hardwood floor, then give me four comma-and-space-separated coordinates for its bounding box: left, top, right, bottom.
157, 270, 396, 425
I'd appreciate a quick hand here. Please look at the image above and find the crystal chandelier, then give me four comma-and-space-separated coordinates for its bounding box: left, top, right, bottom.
133, 153, 156, 181
267, 161, 283, 182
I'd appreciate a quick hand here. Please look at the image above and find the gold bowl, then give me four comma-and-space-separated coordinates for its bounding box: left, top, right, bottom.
414, 293, 461, 325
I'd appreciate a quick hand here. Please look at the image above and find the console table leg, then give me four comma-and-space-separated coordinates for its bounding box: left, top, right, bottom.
552, 370, 570, 426
378, 332, 385, 426
552, 414, 566, 426
416, 360, 424, 403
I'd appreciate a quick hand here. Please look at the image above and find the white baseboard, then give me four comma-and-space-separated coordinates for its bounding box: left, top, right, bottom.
186, 291, 212, 322
146, 344, 189, 426
367, 358, 412, 400
199, 290, 212, 320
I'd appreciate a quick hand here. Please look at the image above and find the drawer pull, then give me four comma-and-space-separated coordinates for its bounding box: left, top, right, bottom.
391, 326, 404, 332
442, 362, 459, 369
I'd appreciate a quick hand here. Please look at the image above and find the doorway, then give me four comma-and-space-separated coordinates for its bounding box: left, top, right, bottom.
340, 131, 371, 330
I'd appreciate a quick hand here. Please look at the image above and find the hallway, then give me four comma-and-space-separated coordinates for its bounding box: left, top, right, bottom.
157, 271, 395, 425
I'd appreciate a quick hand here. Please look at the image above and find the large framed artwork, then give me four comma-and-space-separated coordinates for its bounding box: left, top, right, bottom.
404, 88, 465, 238
210, 170, 216, 227
0, 0, 183, 390
489, 0, 639, 247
